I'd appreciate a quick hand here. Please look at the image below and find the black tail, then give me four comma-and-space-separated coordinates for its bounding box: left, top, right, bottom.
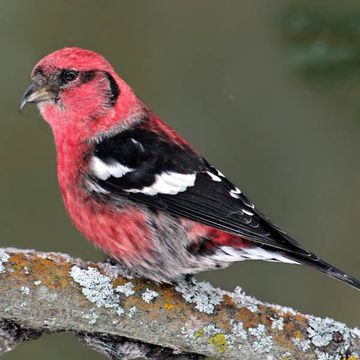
284, 251, 360, 290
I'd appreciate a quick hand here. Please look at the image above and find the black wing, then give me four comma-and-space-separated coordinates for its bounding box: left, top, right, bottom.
86, 123, 310, 256
85, 122, 360, 290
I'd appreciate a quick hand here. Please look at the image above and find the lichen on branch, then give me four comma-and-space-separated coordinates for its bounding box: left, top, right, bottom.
0, 248, 359, 360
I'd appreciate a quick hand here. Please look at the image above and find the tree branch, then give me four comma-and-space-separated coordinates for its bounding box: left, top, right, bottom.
0, 248, 358, 359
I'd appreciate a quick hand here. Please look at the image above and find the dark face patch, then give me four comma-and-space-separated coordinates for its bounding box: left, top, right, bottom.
33, 66, 45, 77
80, 70, 96, 83
104, 72, 120, 106
31, 68, 120, 108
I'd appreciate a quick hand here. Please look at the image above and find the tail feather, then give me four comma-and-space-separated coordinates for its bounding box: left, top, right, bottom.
283, 251, 360, 290
213, 243, 360, 289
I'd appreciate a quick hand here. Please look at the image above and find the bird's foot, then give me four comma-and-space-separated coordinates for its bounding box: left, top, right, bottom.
171, 273, 195, 287
101, 257, 135, 280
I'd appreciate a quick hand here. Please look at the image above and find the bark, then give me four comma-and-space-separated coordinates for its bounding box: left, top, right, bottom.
0, 248, 358, 359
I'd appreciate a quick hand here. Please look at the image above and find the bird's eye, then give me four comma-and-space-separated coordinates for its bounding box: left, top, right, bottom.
61, 70, 79, 83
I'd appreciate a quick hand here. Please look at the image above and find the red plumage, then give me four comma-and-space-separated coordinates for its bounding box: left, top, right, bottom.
19, 47, 360, 288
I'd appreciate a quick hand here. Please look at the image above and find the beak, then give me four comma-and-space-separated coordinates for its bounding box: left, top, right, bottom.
19, 82, 52, 112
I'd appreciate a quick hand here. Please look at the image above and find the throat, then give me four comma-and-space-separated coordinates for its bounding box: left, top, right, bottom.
55, 134, 91, 195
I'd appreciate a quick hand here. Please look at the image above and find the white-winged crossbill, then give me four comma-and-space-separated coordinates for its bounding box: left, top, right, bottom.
19, 47, 360, 288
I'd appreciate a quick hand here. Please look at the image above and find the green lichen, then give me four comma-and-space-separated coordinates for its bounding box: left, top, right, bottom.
208, 333, 228, 353
343, 356, 358, 360
195, 329, 204, 338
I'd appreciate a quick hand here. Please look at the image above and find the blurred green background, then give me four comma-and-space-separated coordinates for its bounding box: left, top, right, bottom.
1, 0, 360, 358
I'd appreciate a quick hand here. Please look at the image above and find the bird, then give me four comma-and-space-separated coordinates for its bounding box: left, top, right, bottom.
19, 47, 360, 289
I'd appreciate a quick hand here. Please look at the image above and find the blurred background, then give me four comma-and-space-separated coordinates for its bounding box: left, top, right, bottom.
1, 0, 360, 358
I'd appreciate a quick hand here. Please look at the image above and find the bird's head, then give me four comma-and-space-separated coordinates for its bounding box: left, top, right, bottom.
20, 47, 142, 140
